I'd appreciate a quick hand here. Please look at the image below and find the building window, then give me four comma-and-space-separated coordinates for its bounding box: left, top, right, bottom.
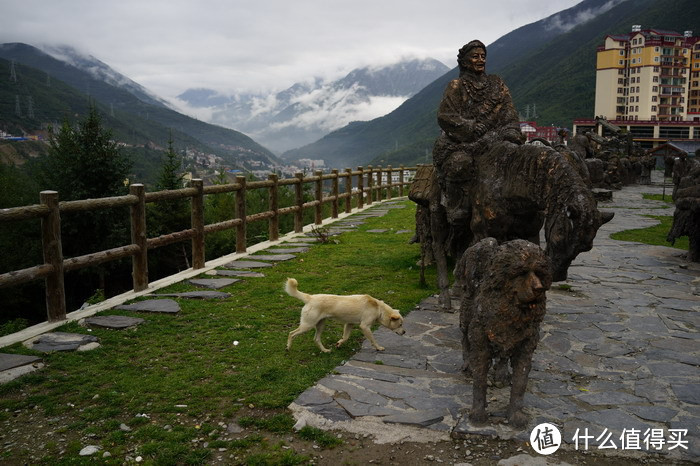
653, 86, 658, 92
619, 60, 624, 65
652, 105, 657, 111
652, 96, 658, 102
619, 50, 625, 56
653, 76, 659, 82
618, 88, 623, 94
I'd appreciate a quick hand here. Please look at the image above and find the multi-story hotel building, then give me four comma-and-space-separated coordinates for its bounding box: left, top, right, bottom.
575, 26, 700, 149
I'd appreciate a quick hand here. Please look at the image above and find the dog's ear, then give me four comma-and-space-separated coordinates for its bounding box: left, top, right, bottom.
390, 315, 401, 321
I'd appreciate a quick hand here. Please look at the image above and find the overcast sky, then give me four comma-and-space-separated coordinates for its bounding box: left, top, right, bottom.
0, 0, 582, 100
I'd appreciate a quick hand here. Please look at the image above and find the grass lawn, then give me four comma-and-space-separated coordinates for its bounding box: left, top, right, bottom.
609, 194, 689, 251
0, 199, 438, 464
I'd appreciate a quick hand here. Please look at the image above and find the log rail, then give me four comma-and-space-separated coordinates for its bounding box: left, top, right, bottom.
0, 165, 415, 323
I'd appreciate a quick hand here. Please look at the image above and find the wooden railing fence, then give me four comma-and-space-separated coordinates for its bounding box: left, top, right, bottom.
0, 165, 416, 324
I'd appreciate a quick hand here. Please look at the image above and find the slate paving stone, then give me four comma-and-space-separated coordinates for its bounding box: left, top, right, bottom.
317, 377, 388, 406
210, 270, 265, 278
116, 299, 181, 314
634, 379, 672, 403
333, 364, 402, 383
306, 402, 353, 422
294, 386, 335, 407
540, 332, 572, 353
247, 254, 296, 261
572, 408, 649, 433
335, 398, 402, 418
366, 229, 388, 233
582, 341, 634, 358
266, 247, 309, 254
153, 291, 231, 299
221, 260, 273, 269
27, 332, 100, 352
352, 351, 427, 370
627, 405, 679, 423
83, 315, 145, 329
578, 391, 647, 406
382, 408, 447, 427
189, 278, 239, 289
0, 353, 42, 371
648, 362, 700, 379
671, 383, 700, 405
403, 395, 463, 414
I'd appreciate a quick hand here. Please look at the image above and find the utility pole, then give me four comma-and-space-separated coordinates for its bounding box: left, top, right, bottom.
27, 95, 35, 119
10, 60, 17, 83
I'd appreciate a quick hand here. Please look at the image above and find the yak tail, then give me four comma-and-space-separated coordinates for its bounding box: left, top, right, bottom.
285, 278, 311, 303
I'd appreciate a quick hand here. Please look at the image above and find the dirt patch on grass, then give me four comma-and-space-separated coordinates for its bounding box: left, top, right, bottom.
1, 401, 691, 465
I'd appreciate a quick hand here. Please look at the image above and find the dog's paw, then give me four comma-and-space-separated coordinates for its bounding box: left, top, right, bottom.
335, 341, 343, 348
375, 346, 385, 351
507, 410, 528, 428
321, 348, 331, 353
469, 410, 488, 425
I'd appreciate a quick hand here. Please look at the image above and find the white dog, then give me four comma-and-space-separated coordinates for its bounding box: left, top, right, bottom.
285, 278, 405, 352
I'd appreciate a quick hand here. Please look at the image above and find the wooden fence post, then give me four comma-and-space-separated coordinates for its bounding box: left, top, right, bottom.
366, 165, 373, 205
314, 170, 323, 225
129, 184, 148, 291
40, 191, 66, 322
357, 167, 364, 209
236, 175, 247, 253
294, 172, 304, 233
386, 165, 392, 200
191, 179, 205, 269
344, 168, 352, 213
399, 165, 405, 197
268, 173, 279, 241
331, 169, 339, 218
376, 165, 383, 201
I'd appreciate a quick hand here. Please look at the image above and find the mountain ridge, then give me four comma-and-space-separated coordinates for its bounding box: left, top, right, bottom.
282, 0, 700, 168
176, 58, 450, 154
0, 42, 280, 170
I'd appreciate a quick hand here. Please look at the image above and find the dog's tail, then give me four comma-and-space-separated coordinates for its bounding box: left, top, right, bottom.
285, 278, 311, 303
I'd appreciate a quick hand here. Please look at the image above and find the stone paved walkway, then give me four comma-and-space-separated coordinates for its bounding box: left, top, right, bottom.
289, 179, 700, 463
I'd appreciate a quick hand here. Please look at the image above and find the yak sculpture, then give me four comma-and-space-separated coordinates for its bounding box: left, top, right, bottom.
415, 139, 611, 308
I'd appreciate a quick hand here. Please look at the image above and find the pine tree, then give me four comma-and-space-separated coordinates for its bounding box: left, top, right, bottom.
38, 104, 133, 305
148, 134, 191, 274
